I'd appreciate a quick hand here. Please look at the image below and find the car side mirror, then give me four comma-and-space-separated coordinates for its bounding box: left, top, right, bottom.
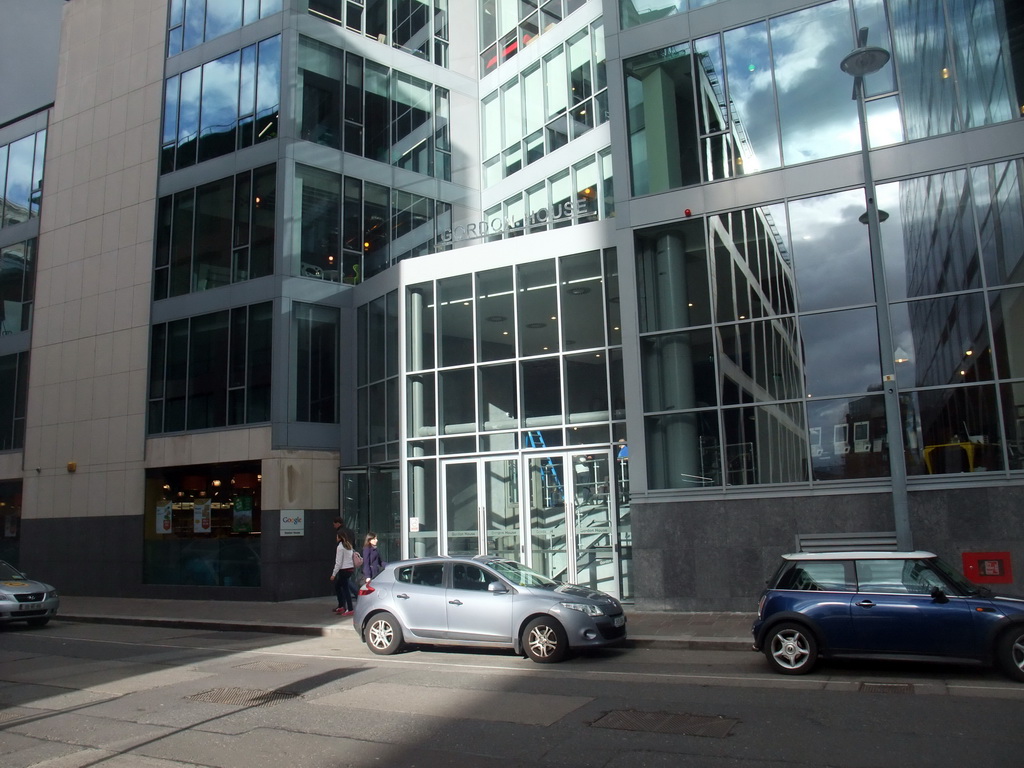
930, 586, 948, 603
487, 581, 509, 594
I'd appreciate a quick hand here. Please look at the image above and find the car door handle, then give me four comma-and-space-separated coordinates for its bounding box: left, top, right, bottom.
449, 599, 463, 606
856, 600, 876, 608
396, 593, 410, 599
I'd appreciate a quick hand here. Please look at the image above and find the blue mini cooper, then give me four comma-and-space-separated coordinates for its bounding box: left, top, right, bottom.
752, 551, 1024, 680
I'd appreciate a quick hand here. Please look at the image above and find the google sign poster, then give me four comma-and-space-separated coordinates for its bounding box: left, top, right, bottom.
280, 510, 304, 536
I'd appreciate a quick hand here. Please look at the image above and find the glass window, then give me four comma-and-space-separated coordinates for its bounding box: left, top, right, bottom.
636, 220, 711, 332
623, 44, 700, 195
143, 462, 262, 587
723, 22, 781, 173
889, 0, 959, 140
778, 560, 854, 591
438, 275, 474, 367
521, 358, 561, 427
972, 160, 1024, 289
480, 364, 518, 431
544, 47, 567, 121
477, 267, 515, 362
0, 353, 28, 451
299, 37, 342, 147
878, 171, 981, 301
0, 239, 35, 334
440, 368, 475, 434
772, 1, 859, 164
890, 294, 992, 390
295, 303, 339, 423
296, 165, 340, 281
990, 287, 1024, 380
646, 410, 720, 489
801, 308, 880, 398
911, 385, 1004, 475
719, 318, 803, 405
788, 189, 874, 312
560, 250, 604, 350
806, 395, 889, 481
193, 177, 234, 292
641, 329, 716, 413
565, 352, 607, 425
517, 260, 559, 356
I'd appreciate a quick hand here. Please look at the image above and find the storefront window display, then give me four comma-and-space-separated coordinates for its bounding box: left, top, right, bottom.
143, 463, 261, 587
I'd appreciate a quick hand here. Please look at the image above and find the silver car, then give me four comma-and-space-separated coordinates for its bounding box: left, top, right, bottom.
0, 560, 60, 627
353, 555, 626, 662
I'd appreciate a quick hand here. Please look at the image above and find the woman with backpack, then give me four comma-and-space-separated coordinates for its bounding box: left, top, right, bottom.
330, 532, 356, 615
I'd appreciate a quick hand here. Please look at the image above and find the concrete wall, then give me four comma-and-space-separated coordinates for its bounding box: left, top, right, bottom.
632, 485, 1024, 612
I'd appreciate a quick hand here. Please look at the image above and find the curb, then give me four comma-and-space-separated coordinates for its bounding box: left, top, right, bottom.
59, 613, 752, 650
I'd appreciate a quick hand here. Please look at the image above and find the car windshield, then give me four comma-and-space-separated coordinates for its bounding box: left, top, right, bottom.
489, 560, 559, 589
928, 555, 990, 596
0, 561, 26, 580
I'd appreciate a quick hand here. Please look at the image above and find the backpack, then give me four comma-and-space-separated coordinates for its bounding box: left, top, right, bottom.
352, 550, 364, 569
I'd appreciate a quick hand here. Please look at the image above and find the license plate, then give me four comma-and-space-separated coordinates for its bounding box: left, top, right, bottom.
613, 615, 625, 627
18, 603, 39, 611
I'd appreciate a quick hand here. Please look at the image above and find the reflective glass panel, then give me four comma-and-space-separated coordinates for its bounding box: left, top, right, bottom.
890, 294, 992, 389
908, 385, 1003, 475
972, 160, 1024, 288
771, 1, 859, 164
645, 410, 720, 489
721, 403, 808, 485
723, 22, 780, 173
636, 220, 711, 332
806, 395, 889, 481
788, 189, 874, 312
801, 307, 880, 398
641, 328, 716, 412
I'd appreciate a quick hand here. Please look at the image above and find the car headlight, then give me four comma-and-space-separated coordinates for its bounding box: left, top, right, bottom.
0, 590, 12, 600
560, 601, 605, 616
48, 590, 59, 599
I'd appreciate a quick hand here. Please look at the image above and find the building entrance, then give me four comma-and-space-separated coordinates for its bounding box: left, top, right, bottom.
439, 450, 623, 597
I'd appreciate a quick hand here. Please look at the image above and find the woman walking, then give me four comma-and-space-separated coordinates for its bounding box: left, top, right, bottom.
330, 532, 355, 615
362, 532, 387, 584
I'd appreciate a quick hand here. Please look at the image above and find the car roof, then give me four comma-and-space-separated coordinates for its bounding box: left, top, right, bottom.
782, 551, 937, 560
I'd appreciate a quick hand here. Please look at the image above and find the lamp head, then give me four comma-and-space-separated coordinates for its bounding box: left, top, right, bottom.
841, 45, 890, 78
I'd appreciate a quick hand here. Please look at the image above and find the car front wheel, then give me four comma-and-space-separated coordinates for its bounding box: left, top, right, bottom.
996, 626, 1024, 682
523, 617, 568, 663
764, 622, 818, 675
365, 611, 404, 655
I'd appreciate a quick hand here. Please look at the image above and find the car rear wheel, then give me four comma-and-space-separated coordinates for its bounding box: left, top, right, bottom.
365, 612, 404, 655
523, 617, 568, 663
996, 626, 1024, 682
765, 622, 818, 675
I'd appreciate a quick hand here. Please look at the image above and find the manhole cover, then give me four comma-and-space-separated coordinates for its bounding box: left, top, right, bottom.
186, 687, 297, 707
235, 660, 307, 672
860, 683, 914, 694
592, 709, 737, 738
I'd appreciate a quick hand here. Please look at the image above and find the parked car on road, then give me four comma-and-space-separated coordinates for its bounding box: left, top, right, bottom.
353, 555, 626, 662
0, 560, 60, 627
752, 551, 1024, 680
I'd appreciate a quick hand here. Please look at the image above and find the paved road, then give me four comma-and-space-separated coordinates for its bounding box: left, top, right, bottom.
2, 620, 1023, 767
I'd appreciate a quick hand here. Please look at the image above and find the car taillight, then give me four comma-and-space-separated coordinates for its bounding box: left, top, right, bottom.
757, 594, 767, 619
358, 585, 375, 596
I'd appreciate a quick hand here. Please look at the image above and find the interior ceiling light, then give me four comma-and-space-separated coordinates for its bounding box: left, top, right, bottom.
567, 286, 590, 295
487, 315, 507, 322
526, 322, 546, 329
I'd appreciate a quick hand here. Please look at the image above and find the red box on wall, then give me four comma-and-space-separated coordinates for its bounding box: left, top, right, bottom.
962, 551, 1013, 584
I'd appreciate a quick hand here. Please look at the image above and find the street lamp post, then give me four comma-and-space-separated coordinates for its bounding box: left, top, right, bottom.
841, 27, 913, 550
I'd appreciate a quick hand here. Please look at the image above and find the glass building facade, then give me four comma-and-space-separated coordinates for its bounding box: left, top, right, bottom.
4, 0, 1023, 607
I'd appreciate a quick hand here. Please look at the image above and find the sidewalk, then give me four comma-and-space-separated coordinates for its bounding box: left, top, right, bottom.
57, 595, 755, 652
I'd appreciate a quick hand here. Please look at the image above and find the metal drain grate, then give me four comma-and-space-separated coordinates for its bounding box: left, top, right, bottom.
860, 683, 914, 694
592, 710, 737, 739
235, 660, 307, 672
0, 712, 22, 724
186, 687, 297, 707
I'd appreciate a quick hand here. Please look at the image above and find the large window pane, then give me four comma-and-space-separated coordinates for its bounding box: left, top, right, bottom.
878, 171, 980, 301
517, 260, 558, 356
909, 385, 1003, 475
477, 267, 515, 362
623, 44, 700, 195
801, 308, 880, 398
807, 395, 889, 480
480, 364, 518, 431
560, 250, 604, 350
723, 22, 781, 172
295, 303, 338, 423
641, 328, 716, 412
646, 410, 720, 489
636, 220, 711, 331
771, 1, 859, 164
891, 294, 992, 390
721, 403, 808, 485
438, 275, 474, 367
788, 189, 874, 311
972, 160, 1024, 288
